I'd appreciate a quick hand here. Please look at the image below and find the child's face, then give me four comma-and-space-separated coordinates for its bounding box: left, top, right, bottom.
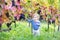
33, 14, 39, 21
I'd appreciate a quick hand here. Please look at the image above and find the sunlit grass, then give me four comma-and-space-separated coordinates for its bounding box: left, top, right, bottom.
0, 21, 60, 40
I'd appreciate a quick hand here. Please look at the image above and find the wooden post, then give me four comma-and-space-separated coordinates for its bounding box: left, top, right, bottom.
48, 19, 49, 31
0, 26, 1, 30
14, 21, 16, 27
54, 21, 55, 32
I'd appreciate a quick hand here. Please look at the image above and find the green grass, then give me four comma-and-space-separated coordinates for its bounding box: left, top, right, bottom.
0, 21, 60, 40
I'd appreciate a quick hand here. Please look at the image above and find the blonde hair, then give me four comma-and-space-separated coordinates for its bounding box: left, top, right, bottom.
32, 13, 40, 20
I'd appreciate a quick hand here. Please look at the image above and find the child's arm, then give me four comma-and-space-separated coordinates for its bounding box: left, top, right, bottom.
36, 21, 40, 27
27, 19, 32, 23
25, 17, 32, 23
25, 18, 32, 27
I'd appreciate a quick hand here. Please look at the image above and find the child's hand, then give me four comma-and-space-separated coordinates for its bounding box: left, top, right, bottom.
25, 17, 28, 21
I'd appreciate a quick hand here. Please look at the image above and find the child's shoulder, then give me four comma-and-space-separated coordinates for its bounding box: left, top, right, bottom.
36, 21, 40, 24
36, 20, 40, 22
37, 21, 40, 23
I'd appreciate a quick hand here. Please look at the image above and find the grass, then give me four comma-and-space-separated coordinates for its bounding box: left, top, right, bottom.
0, 21, 60, 40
